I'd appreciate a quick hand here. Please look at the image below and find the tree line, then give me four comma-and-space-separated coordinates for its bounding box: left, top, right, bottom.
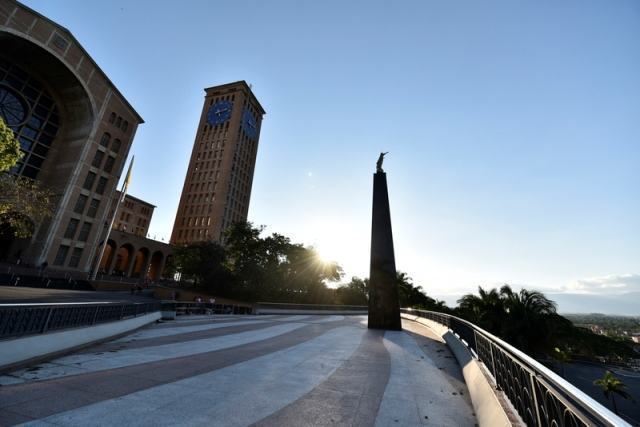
169, 221, 636, 363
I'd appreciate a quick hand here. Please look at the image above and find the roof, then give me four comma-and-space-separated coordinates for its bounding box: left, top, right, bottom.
115, 190, 156, 208
204, 80, 266, 115
12, 0, 144, 123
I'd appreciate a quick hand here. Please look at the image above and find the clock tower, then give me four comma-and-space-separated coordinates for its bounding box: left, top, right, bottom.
170, 81, 265, 245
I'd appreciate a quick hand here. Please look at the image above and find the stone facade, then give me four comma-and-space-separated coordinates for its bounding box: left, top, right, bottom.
170, 81, 265, 245
97, 228, 171, 280
0, 0, 143, 272
107, 191, 155, 238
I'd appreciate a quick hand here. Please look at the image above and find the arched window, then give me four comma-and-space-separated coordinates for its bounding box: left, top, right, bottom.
111, 138, 121, 153
0, 62, 61, 179
99, 132, 111, 147
108, 112, 116, 124
122, 120, 128, 132
115, 116, 122, 128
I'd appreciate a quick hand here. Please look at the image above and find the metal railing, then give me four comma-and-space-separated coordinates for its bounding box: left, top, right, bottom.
402, 308, 630, 427
0, 302, 161, 340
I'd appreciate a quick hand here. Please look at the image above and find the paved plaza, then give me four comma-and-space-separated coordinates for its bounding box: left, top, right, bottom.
0, 315, 476, 426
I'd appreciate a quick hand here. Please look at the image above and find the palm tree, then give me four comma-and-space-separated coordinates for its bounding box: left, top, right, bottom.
498, 285, 557, 353
593, 371, 634, 415
457, 286, 505, 333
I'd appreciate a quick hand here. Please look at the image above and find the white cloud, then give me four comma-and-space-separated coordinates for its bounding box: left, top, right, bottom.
563, 273, 640, 295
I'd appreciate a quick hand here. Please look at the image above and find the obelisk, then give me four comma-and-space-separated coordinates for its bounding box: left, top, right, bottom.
368, 153, 401, 330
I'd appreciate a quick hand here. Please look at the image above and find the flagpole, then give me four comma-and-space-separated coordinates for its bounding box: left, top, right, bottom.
90, 156, 134, 280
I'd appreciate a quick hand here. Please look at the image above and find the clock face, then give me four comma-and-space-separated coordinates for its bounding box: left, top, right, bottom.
207, 100, 233, 126
242, 108, 257, 139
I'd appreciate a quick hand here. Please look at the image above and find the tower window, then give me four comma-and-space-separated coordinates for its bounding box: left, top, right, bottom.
87, 199, 100, 218
74, 195, 88, 214
95, 177, 108, 195
100, 132, 111, 147
83, 172, 96, 190
77, 222, 92, 242
53, 245, 70, 266
64, 218, 79, 239
68, 247, 83, 268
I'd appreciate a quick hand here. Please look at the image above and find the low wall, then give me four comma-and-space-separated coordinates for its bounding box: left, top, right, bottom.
0, 311, 160, 372
401, 313, 516, 427
255, 308, 367, 315
153, 287, 251, 308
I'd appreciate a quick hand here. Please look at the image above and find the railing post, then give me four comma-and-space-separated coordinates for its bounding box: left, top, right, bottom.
529, 372, 542, 426
489, 341, 497, 379
41, 307, 54, 333
92, 306, 100, 324
120, 305, 125, 319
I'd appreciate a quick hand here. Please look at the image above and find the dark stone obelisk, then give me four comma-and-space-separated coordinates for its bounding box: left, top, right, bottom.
368, 163, 401, 330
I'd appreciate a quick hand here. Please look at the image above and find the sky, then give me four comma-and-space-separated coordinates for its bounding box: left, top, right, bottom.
23, 0, 640, 314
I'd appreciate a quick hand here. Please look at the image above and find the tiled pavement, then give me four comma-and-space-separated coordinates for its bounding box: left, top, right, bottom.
0, 315, 476, 426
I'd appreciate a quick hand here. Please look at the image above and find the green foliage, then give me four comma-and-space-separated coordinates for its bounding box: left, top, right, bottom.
564, 313, 640, 337
593, 371, 634, 414
169, 241, 230, 287
0, 174, 55, 238
172, 222, 344, 304
396, 272, 449, 312
335, 277, 368, 305
0, 117, 54, 239
0, 117, 22, 172
454, 285, 636, 359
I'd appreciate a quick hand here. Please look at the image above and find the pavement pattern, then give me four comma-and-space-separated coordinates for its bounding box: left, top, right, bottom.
0, 315, 477, 426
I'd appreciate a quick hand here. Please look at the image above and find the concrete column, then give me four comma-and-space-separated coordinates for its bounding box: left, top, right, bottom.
368, 171, 401, 330
140, 253, 152, 279
156, 255, 167, 279
125, 248, 137, 278
105, 244, 117, 275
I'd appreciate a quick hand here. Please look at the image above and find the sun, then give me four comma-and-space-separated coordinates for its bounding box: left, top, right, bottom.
306, 221, 369, 280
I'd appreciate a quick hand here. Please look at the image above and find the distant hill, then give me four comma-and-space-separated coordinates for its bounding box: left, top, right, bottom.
546, 292, 640, 316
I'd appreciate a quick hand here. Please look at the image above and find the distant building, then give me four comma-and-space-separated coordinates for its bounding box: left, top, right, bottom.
170, 81, 265, 245
95, 192, 171, 280
632, 334, 640, 344
0, 0, 143, 272
107, 191, 155, 238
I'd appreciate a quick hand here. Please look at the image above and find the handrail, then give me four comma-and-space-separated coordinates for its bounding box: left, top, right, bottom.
0, 301, 161, 340
402, 308, 631, 427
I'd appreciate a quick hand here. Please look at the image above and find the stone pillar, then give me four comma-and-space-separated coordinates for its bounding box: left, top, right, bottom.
140, 253, 152, 279
104, 244, 117, 275
125, 248, 137, 278
157, 255, 167, 279
368, 171, 401, 330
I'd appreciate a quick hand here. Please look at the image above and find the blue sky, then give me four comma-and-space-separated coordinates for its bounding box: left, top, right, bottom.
25, 0, 639, 314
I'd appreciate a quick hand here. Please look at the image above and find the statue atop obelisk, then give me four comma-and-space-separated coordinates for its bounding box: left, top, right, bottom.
368, 152, 401, 330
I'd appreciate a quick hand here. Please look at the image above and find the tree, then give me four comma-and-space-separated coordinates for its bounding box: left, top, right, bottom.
170, 242, 230, 289
223, 222, 344, 303
0, 117, 55, 239
0, 117, 22, 172
593, 371, 634, 415
498, 285, 557, 354
457, 286, 505, 333
396, 271, 445, 310
335, 277, 368, 305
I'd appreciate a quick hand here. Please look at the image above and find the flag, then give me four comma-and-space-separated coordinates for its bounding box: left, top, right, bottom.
121, 156, 134, 202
